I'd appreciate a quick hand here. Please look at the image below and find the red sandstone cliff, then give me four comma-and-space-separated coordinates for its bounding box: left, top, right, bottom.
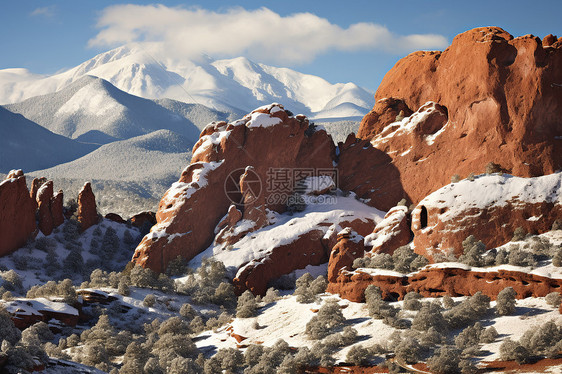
357, 27, 562, 205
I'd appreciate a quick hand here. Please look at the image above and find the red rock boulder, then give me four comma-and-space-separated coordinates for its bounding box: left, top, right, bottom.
0, 170, 36, 256
327, 228, 365, 282
77, 182, 99, 232
130, 211, 156, 230
132, 104, 336, 273
329, 264, 562, 303
364, 205, 411, 254
36, 181, 55, 235
51, 190, 64, 228
358, 27, 562, 205
411, 173, 562, 261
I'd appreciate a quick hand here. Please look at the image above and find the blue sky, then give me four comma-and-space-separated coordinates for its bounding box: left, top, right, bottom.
1, 0, 561, 91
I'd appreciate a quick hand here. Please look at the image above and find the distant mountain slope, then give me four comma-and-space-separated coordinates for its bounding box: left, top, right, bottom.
5, 76, 202, 144
0, 106, 97, 173
30, 129, 191, 182
154, 98, 243, 132
0, 45, 374, 119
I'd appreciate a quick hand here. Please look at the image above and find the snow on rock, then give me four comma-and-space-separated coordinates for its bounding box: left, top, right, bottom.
357, 27, 562, 207
364, 205, 411, 254
411, 172, 562, 260
132, 104, 336, 275
0, 171, 37, 257
2, 297, 80, 329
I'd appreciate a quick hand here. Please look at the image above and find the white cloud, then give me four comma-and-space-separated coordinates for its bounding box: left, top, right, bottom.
30, 6, 55, 18
89, 5, 448, 65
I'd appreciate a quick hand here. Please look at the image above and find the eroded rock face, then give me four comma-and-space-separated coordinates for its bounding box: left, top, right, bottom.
132, 104, 335, 273
358, 27, 562, 204
0, 170, 36, 257
52, 190, 64, 228
328, 265, 562, 303
364, 205, 411, 254
77, 182, 98, 232
36, 181, 55, 235
327, 228, 365, 283
130, 211, 156, 231
411, 173, 562, 260
336, 134, 406, 211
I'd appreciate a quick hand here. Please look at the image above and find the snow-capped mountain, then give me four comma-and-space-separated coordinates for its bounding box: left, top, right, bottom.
0, 44, 373, 119
0, 106, 97, 173
5, 76, 203, 144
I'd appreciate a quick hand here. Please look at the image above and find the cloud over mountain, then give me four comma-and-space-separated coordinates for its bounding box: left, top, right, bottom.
89, 5, 448, 65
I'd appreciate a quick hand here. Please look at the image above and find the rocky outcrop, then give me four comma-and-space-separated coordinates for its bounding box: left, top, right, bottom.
52, 190, 64, 228
364, 205, 411, 254
0, 170, 36, 257
36, 181, 55, 235
328, 264, 562, 303
105, 213, 126, 224
411, 173, 562, 260
327, 228, 365, 282
77, 182, 98, 232
358, 27, 562, 205
336, 133, 406, 211
129, 211, 156, 232
36, 181, 65, 236
3, 299, 80, 330
133, 104, 336, 273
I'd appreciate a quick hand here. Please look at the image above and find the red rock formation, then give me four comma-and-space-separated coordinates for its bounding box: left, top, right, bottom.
327, 228, 365, 282
233, 215, 376, 296
105, 213, 126, 224
358, 27, 562, 205
0, 171, 37, 256
233, 229, 328, 296
133, 104, 335, 273
29, 177, 46, 211
51, 190, 64, 228
130, 211, 156, 229
328, 265, 562, 303
36, 181, 54, 235
410, 173, 562, 260
365, 206, 411, 254
336, 134, 406, 211
77, 182, 98, 232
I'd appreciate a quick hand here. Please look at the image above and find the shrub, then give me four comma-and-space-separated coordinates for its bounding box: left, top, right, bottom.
519, 320, 562, 357
166, 255, 188, 277
451, 174, 461, 183
552, 219, 562, 231
455, 323, 483, 352
508, 248, 537, 267
500, 338, 530, 364
445, 292, 490, 329
346, 345, 370, 365
496, 287, 517, 315
412, 301, 447, 333
459, 235, 486, 267
310, 275, 328, 295
393, 246, 428, 273
427, 346, 461, 374
236, 290, 258, 318
480, 326, 498, 344
263, 287, 280, 304
512, 227, 527, 242
553, 248, 562, 267
143, 294, 156, 307
0, 270, 23, 294
118, 279, 130, 296
212, 282, 236, 308
369, 253, 394, 270
442, 295, 455, 309
295, 273, 315, 303
305, 300, 345, 340
244, 344, 264, 366
394, 337, 422, 364
485, 162, 502, 174
403, 292, 423, 311
546, 292, 561, 308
